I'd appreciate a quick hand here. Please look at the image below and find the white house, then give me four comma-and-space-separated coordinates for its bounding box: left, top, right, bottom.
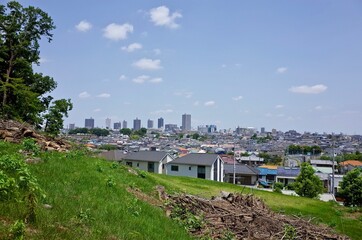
122, 151, 174, 174
166, 153, 224, 182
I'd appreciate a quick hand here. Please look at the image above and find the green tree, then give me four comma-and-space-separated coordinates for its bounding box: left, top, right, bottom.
120, 128, 132, 136
339, 168, 362, 207
90, 128, 109, 137
192, 133, 200, 140
294, 162, 323, 198
0, 1, 71, 130
43, 99, 72, 136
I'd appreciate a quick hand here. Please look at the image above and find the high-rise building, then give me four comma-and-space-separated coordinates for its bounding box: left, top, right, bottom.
85, 118, 94, 129
133, 118, 141, 130
165, 124, 178, 132
105, 118, 111, 129
69, 123, 75, 130
114, 122, 121, 130
122, 120, 127, 129
181, 113, 191, 131
158, 117, 164, 128
261, 127, 265, 134
147, 119, 153, 129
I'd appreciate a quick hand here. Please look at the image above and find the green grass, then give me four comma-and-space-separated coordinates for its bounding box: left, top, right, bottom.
0, 140, 361, 240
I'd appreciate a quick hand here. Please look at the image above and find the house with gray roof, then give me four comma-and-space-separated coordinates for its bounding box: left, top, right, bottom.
276, 167, 300, 186
166, 153, 224, 182
224, 164, 259, 185
98, 150, 127, 162
122, 151, 174, 174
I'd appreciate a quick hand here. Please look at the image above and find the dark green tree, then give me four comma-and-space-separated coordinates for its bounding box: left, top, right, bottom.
120, 128, 132, 136
0, 1, 71, 131
90, 128, 109, 137
43, 99, 72, 136
192, 133, 200, 140
339, 168, 362, 207
294, 162, 323, 198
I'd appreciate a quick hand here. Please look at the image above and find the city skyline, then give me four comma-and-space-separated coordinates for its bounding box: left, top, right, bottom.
17, 0, 362, 134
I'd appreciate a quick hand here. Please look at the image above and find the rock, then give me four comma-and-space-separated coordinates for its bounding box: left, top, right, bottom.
43, 204, 53, 209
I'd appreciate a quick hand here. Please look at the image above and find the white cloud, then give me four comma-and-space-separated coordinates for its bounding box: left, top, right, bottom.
204, 101, 215, 106
119, 75, 126, 80
103, 23, 133, 41
149, 6, 182, 29
153, 48, 161, 55
232, 95, 243, 101
275, 104, 284, 109
133, 75, 149, 84
289, 84, 327, 94
93, 108, 101, 112
276, 67, 287, 74
39, 57, 49, 63
174, 91, 193, 98
315, 105, 323, 110
149, 77, 163, 83
121, 43, 142, 52
75, 20, 92, 32
193, 101, 200, 106
133, 58, 162, 70
79, 91, 90, 98
97, 93, 111, 98
221, 64, 227, 68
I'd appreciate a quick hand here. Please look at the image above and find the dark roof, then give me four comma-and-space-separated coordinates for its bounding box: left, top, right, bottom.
277, 167, 300, 177
98, 150, 127, 161
224, 164, 259, 175
170, 153, 221, 166
124, 151, 170, 162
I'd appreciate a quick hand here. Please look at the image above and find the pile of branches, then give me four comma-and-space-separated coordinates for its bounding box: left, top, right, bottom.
163, 191, 349, 240
0, 120, 71, 151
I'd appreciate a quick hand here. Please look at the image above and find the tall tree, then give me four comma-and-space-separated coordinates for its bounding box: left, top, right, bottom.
43, 99, 73, 136
0, 1, 71, 133
339, 168, 362, 207
294, 162, 323, 198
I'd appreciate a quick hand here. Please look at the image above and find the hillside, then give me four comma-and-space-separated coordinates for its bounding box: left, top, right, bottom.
0, 141, 361, 240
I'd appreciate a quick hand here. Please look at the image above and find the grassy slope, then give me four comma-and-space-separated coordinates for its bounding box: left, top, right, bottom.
0, 142, 361, 239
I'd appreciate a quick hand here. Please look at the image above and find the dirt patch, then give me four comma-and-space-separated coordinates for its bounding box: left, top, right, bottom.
161, 190, 350, 240
127, 187, 163, 207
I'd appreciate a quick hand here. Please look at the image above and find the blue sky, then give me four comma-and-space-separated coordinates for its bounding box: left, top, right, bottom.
10, 0, 362, 134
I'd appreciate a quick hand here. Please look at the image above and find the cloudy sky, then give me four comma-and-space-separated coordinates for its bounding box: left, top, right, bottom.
12, 0, 362, 134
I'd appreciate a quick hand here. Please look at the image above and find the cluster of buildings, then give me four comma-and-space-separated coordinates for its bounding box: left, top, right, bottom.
68, 114, 193, 132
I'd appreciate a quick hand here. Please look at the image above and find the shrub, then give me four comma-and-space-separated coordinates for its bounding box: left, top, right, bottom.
273, 182, 284, 193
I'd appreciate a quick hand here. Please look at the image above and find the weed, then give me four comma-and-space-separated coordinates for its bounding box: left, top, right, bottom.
283, 224, 296, 240
110, 162, 118, 169
96, 164, 103, 173
9, 220, 25, 240
170, 204, 205, 232
221, 230, 236, 240
138, 170, 147, 178
21, 138, 40, 156
127, 198, 141, 217
106, 177, 116, 187
76, 208, 94, 225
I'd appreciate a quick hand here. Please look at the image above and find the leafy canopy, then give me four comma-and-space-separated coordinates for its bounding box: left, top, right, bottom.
294, 162, 323, 198
0, 1, 72, 134
339, 168, 362, 207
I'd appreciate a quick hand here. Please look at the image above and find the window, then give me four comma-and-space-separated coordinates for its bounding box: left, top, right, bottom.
189, 166, 192, 171
126, 162, 132, 167
197, 166, 206, 179
137, 163, 139, 167
171, 165, 179, 171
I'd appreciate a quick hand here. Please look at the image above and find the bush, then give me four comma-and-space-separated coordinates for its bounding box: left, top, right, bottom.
294, 163, 323, 198
273, 182, 284, 193
339, 168, 362, 207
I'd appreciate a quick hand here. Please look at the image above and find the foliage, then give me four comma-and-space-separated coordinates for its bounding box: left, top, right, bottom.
119, 128, 132, 136
68, 127, 89, 135
0, 153, 43, 223
98, 144, 117, 151
283, 224, 297, 240
287, 145, 321, 155
0, 1, 72, 132
9, 220, 25, 240
21, 138, 40, 156
90, 128, 109, 137
258, 152, 282, 165
273, 182, 284, 193
43, 99, 73, 136
294, 162, 323, 198
192, 133, 200, 140
339, 168, 362, 207
170, 205, 204, 232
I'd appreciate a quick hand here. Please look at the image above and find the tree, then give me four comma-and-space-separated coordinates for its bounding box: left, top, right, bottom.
90, 128, 109, 137
294, 162, 323, 198
0, 1, 71, 132
120, 128, 132, 136
43, 99, 72, 136
192, 133, 200, 140
339, 168, 362, 207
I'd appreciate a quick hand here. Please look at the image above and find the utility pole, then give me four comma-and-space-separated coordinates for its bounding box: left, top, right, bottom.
331, 136, 335, 195
233, 145, 236, 184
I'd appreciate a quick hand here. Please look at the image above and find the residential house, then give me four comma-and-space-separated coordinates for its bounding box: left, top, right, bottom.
235, 153, 264, 166
276, 167, 300, 186
122, 151, 174, 174
166, 153, 224, 182
257, 165, 277, 183
339, 160, 362, 174
224, 164, 259, 185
